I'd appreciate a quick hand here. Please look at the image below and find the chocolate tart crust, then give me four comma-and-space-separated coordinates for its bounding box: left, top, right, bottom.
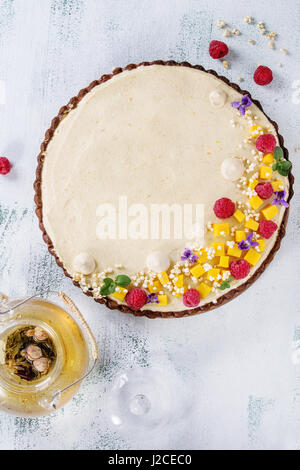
34, 60, 294, 318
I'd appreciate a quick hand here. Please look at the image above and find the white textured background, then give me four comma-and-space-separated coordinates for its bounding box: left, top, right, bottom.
0, 0, 299, 450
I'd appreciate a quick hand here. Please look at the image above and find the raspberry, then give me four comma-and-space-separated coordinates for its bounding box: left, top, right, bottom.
255, 134, 277, 153
209, 40, 229, 59
183, 289, 201, 308
213, 197, 235, 219
230, 259, 251, 280
255, 182, 274, 200
125, 288, 147, 311
258, 219, 278, 239
0, 157, 11, 175
254, 66, 273, 85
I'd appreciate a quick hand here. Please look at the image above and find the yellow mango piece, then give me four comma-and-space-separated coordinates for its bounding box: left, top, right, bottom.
213, 223, 230, 237
248, 179, 259, 190
261, 204, 278, 220
250, 124, 264, 138
190, 264, 205, 279
111, 287, 127, 301
262, 153, 274, 165
157, 294, 168, 306
211, 242, 225, 256
259, 165, 272, 180
271, 180, 284, 192
219, 256, 229, 268
244, 248, 261, 266
235, 230, 246, 242
233, 210, 245, 223
244, 218, 259, 231
174, 274, 184, 288
148, 280, 163, 293
207, 268, 221, 281
257, 239, 265, 252
227, 244, 242, 258
197, 282, 212, 299
249, 195, 263, 210
158, 271, 170, 285
195, 249, 208, 263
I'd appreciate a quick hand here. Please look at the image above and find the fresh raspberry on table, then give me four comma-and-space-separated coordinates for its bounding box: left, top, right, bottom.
255, 182, 274, 200
213, 197, 235, 219
209, 40, 229, 59
230, 259, 251, 280
254, 66, 273, 85
255, 134, 277, 153
258, 219, 278, 239
0, 157, 11, 175
183, 288, 201, 308
125, 288, 148, 311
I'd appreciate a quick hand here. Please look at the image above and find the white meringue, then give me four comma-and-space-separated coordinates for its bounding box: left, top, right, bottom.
73, 252, 96, 275
209, 89, 227, 108
221, 157, 244, 181
146, 251, 170, 273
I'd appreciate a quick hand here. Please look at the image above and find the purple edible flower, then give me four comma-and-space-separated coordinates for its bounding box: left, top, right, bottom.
231, 94, 252, 116
181, 248, 199, 264
272, 190, 289, 208
146, 293, 159, 304
238, 232, 259, 252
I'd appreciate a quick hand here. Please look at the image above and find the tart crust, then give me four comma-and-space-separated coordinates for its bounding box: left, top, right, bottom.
34, 60, 294, 318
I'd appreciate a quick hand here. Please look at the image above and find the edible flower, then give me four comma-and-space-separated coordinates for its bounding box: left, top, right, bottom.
272, 190, 289, 208
238, 232, 259, 252
181, 248, 199, 263
146, 293, 159, 304
231, 94, 252, 116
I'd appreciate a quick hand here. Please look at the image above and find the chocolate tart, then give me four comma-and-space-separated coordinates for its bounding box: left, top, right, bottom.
34, 61, 294, 318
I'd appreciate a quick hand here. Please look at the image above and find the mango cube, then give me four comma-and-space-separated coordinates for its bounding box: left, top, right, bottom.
227, 244, 242, 258
244, 218, 259, 231
148, 280, 163, 293
195, 249, 208, 263
190, 264, 205, 279
262, 153, 274, 165
207, 268, 221, 281
261, 204, 278, 220
271, 180, 284, 192
111, 287, 127, 301
213, 223, 230, 237
174, 274, 184, 288
249, 195, 263, 210
197, 282, 212, 299
235, 230, 246, 242
158, 271, 170, 285
234, 210, 245, 223
248, 179, 259, 190
211, 242, 225, 256
250, 124, 264, 138
218, 256, 229, 268
259, 165, 272, 180
244, 248, 261, 266
257, 239, 265, 252
157, 294, 168, 306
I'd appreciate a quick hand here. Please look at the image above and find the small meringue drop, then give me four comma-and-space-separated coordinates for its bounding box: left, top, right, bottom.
221, 157, 245, 181
146, 251, 170, 273
73, 252, 96, 275
209, 89, 228, 108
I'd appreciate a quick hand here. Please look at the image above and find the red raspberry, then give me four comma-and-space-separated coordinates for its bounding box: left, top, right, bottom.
183, 289, 201, 308
230, 259, 251, 280
125, 288, 147, 311
213, 197, 235, 219
209, 40, 229, 59
255, 134, 277, 153
258, 219, 278, 239
254, 66, 273, 85
0, 157, 11, 175
255, 182, 274, 200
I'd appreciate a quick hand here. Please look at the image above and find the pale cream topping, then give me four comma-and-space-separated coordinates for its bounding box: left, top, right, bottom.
41, 65, 289, 312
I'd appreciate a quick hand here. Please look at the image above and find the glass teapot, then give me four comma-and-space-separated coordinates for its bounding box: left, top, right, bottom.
0, 291, 98, 417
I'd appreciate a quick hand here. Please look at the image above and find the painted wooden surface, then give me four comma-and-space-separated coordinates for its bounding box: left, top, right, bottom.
0, 0, 299, 450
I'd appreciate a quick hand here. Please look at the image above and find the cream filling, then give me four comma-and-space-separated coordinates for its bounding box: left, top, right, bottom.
41, 65, 288, 312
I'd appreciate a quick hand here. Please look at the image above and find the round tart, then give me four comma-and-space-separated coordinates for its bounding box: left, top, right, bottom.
34, 61, 293, 318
